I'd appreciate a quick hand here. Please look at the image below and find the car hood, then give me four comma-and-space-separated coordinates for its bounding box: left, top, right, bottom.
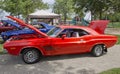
1, 28, 49, 36
7, 16, 48, 37
1, 29, 33, 36
1, 20, 21, 29
89, 20, 109, 34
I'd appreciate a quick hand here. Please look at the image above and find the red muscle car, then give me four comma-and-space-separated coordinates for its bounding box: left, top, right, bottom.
3, 16, 117, 64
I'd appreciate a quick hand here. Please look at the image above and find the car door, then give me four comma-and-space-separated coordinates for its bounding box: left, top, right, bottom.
51, 37, 87, 55
50, 29, 89, 55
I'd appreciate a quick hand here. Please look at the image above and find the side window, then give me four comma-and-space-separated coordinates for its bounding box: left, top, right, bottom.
78, 29, 89, 36
57, 29, 73, 38
57, 29, 89, 38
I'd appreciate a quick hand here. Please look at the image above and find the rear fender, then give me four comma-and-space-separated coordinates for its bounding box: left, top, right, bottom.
90, 43, 106, 52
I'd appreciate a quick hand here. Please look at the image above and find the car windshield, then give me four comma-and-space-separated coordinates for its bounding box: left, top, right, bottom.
47, 27, 62, 37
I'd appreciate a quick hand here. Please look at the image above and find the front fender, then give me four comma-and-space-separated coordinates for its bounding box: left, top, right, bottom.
20, 45, 45, 56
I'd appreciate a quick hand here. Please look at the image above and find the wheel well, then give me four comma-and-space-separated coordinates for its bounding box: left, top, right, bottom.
92, 44, 107, 51
20, 47, 42, 56
94, 44, 104, 47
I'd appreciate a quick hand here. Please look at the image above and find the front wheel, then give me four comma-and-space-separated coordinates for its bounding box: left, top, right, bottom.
22, 49, 41, 64
91, 45, 104, 57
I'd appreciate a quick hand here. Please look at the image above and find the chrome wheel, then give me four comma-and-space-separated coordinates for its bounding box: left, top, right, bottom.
22, 49, 40, 64
92, 45, 103, 57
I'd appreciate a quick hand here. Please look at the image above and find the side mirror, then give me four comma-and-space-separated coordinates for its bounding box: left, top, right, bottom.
62, 34, 66, 40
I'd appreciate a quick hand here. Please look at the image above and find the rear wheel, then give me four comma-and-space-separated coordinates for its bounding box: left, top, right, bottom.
91, 45, 104, 57
22, 49, 41, 64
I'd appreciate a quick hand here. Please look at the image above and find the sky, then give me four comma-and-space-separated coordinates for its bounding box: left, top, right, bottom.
0, 0, 55, 20
42, 0, 55, 12
42, 0, 55, 4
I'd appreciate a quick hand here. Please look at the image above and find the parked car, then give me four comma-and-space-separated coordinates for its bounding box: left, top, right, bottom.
3, 16, 117, 64
0, 20, 21, 34
1, 21, 54, 41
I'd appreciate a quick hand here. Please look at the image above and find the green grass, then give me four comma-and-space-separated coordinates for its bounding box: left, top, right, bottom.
99, 68, 120, 74
0, 38, 4, 54
0, 44, 2, 49
0, 44, 3, 53
116, 35, 120, 45
108, 22, 120, 28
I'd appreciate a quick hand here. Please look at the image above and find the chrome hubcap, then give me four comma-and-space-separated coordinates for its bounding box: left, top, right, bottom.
95, 45, 103, 56
24, 50, 38, 63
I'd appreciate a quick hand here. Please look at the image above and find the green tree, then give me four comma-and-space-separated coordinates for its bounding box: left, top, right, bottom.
0, 0, 48, 18
73, 0, 112, 20
111, 0, 120, 12
22, 0, 48, 18
53, 0, 74, 23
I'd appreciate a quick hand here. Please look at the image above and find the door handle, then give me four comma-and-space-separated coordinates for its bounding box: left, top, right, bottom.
80, 39, 85, 43
80, 39, 84, 41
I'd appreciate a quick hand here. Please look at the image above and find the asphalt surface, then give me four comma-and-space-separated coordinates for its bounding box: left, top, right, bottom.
0, 45, 120, 74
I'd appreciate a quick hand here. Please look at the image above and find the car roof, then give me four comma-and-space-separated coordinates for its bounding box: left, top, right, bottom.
58, 25, 88, 29
58, 25, 99, 35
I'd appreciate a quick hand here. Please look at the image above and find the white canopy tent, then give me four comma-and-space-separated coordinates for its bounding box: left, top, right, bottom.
29, 10, 60, 18
28, 10, 60, 25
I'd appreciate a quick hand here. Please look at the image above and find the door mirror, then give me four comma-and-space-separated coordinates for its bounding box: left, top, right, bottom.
62, 34, 66, 40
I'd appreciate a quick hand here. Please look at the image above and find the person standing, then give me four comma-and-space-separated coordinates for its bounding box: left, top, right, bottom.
71, 16, 80, 25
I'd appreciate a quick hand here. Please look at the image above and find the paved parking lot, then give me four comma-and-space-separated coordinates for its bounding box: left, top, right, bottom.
0, 45, 120, 74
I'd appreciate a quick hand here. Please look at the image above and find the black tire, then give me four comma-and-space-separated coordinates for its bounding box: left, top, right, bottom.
22, 49, 41, 64
91, 45, 104, 57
